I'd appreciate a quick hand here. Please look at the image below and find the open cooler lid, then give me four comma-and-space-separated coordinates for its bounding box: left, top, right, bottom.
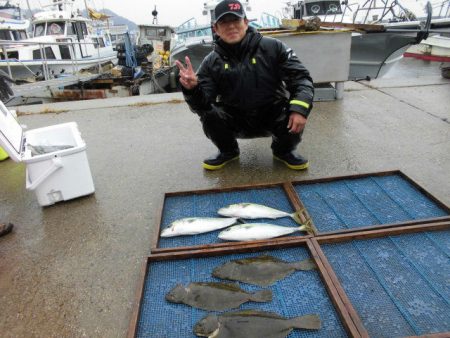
0, 100, 24, 162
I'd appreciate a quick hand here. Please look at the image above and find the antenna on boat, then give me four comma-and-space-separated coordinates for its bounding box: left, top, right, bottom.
152, 6, 158, 25
25, 0, 33, 19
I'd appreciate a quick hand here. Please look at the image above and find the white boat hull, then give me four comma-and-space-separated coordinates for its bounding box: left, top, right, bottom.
0, 54, 118, 80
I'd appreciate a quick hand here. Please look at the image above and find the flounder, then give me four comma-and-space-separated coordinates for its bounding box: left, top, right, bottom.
165, 282, 272, 311
212, 255, 316, 287
194, 310, 321, 337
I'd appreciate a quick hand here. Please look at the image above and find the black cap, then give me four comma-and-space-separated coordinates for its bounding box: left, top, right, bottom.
214, 0, 246, 23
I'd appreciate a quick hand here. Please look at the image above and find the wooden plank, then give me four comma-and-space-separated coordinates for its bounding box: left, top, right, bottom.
151, 193, 166, 250
151, 234, 313, 254
127, 258, 149, 338
148, 237, 310, 261
316, 221, 450, 244
310, 239, 369, 338
283, 182, 318, 235
318, 216, 450, 237
291, 170, 402, 186
306, 240, 363, 338
396, 171, 450, 213
318, 21, 386, 32
164, 181, 286, 197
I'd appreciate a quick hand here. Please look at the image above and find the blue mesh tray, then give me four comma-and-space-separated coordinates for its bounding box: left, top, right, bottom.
294, 172, 449, 234
321, 230, 450, 337
135, 246, 349, 338
155, 185, 308, 251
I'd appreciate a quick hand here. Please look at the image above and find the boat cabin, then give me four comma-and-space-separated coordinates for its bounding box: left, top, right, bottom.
136, 24, 174, 52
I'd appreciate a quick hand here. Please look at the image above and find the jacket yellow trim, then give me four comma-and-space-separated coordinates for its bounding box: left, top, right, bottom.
290, 100, 310, 109
251, 58, 256, 64
224, 63, 229, 70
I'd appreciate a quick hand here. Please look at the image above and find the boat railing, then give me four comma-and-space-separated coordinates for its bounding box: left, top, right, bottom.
436, 0, 449, 18
0, 39, 109, 81
343, 0, 418, 24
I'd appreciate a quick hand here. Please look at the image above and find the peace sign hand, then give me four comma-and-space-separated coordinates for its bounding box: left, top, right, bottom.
175, 56, 198, 90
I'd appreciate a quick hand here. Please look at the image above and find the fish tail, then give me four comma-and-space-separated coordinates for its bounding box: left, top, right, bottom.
292, 209, 309, 225
290, 258, 317, 271
289, 314, 321, 330
297, 217, 313, 234
249, 289, 272, 303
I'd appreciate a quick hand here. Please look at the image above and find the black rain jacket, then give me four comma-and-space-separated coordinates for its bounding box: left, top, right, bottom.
182, 27, 314, 118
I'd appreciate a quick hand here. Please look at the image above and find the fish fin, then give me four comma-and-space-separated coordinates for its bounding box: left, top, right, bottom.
289, 314, 321, 330
249, 289, 272, 302
290, 258, 316, 271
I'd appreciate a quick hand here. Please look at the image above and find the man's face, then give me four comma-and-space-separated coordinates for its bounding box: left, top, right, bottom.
214, 14, 248, 44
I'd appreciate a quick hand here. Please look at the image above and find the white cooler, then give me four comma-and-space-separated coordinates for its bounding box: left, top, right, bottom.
0, 101, 95, 206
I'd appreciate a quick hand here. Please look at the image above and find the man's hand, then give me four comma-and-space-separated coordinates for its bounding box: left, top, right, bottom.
175, 56, 198, 90
287, 112, 307, 134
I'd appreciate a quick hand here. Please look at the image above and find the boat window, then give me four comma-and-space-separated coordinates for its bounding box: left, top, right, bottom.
47, 22, 65, 35
34, 23, 46, 37
145, 28, 157, 37
12, 30, 21, 40
98, 38, 105, 48
0, 31, 12, 40
92, 38, 99, 48
67, 23, 74, 35
81, 22, 88, 36
19, 30, 27, 40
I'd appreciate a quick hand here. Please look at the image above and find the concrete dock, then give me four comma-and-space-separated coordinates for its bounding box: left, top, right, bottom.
1, 68, 449, 337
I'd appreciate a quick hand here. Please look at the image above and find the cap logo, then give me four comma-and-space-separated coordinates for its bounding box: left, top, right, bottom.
228, 3, 241, 10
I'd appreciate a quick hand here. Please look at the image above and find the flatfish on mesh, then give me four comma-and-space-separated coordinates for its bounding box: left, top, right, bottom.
194, 310, 321, 337
165, 282, 272, 311
212, 255, 316, 287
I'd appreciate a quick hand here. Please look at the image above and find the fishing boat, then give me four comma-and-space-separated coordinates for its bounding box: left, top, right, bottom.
283, 0, 434, 80
0, 0, 29, 41
0, 0, 117, 81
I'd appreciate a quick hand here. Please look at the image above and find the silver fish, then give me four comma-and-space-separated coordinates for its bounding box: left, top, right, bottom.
165, 282, 272, 311
218, 203, 304, 224
218, 223, 311, 242
28, 144, 74, 156
194, 310, 321, 337
160, 217, 239, 237
212, 255, 316, 287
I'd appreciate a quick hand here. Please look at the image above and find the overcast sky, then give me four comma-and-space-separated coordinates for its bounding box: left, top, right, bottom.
19, 0, 433, 27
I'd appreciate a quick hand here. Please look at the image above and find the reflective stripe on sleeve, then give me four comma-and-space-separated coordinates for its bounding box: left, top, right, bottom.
290, 100, 310, 109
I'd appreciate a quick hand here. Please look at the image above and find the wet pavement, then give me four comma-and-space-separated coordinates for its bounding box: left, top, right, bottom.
1, 68, 449, 337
